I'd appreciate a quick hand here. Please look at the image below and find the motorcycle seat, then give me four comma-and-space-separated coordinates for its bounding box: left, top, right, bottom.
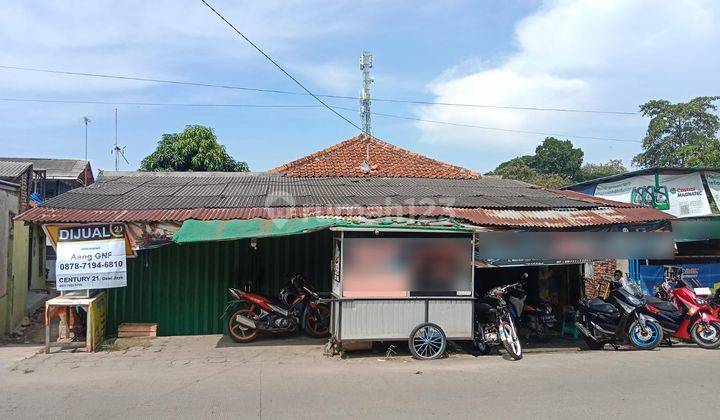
645, 296, 678, 312
586, 298, 618, 314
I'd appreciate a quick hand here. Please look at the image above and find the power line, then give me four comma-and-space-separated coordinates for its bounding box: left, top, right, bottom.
199, 0, 362, 132
0, 97, 323, 108
0, 64, 640, 116
0, 97, 640, 144
331, 106, 641, 143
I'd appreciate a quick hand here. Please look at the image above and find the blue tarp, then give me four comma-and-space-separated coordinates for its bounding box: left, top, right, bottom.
637, 263, 720, 294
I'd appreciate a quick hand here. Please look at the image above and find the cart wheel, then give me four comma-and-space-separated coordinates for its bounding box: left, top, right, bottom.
409, 323, 447, 360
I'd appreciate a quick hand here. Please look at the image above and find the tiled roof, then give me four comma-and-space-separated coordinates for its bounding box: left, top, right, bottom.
0, 160, 32, 180
270, 135, 481, 179
0, 157, 90, 181
17, 171, 674, 228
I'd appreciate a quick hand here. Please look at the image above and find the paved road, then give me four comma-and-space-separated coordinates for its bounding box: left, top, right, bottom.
1, 336, 719, 419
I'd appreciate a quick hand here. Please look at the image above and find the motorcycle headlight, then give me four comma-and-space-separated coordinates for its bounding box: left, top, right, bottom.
694, 296, 706, 305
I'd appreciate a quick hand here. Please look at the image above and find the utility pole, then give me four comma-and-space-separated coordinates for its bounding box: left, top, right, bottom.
111, 108, 129, 171
83, 116, 91, 186
359, 51, 373, 137
113, 108, 119, 171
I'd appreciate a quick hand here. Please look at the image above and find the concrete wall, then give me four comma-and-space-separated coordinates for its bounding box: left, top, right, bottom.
29, 225, 46, 290
0, 184, 21, 335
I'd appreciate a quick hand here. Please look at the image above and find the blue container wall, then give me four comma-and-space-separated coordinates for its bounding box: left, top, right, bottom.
107, 230, 333, 336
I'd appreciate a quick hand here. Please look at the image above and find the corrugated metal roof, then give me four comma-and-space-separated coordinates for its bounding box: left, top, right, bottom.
0, 160, 32, 180
17, 205, 672, 228
37, 174, 614, 211
0, 157, 89, 180
17, 171, 673, 228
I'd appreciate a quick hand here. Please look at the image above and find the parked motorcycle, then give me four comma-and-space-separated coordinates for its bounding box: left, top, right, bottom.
576, 279, 664, 350
474, 282, 524, 360
647, 277, 720, 349
506, 274, 557, 341
224, 275, 331, 343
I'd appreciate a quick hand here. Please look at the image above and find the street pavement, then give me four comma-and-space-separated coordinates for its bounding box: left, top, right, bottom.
1, 335, 719, 419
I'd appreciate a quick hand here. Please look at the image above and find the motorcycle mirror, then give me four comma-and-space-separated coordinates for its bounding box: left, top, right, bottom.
523, 273, 529, 278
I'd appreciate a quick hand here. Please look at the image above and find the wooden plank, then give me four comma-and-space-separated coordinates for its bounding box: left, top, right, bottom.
118, 323, 158, 332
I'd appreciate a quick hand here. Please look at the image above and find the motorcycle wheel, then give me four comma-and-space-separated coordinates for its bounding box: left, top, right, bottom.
628, 320, 663, 350
690, 320, 720, 349
303, 304, 331, 338
227, 305, 259, 343
500, 316, 523, 360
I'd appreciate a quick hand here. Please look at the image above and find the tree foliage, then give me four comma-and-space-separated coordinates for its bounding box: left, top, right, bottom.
633, 96, 720, 168
576, 159, 627, 182
533, 137, 584, 179
140, 125, 249, 172
487, 137, 585, 187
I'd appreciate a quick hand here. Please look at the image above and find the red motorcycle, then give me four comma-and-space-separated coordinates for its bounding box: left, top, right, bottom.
224, 275, 330, 343
647, 277, 720, 349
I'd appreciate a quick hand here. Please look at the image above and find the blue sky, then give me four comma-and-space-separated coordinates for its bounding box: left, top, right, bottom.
1, 0, 719, 174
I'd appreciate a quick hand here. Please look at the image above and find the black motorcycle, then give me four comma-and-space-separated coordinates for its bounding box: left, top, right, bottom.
474, 282, 524, 360
223, 275, 330, 343
576, 279, 664, 350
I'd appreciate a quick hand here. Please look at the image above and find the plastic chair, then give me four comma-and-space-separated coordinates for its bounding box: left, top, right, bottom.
562, 306, 579, 339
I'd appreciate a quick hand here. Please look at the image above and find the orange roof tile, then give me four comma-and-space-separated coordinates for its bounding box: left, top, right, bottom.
269, 134, 481, 179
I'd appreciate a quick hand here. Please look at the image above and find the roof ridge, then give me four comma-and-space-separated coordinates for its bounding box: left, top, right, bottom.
268, 134, 365, 174
269, 134, 480, 179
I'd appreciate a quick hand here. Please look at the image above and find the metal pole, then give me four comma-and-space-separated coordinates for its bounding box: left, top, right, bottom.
83, 116, 90, 186
114, 108, 119, 171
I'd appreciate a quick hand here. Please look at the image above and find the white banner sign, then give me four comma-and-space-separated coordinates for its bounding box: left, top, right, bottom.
704, 172, 720, 210
56, 239, 127, 290
594, 172, 711, 218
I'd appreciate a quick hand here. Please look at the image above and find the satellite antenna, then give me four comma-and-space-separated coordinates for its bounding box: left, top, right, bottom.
111, 108, 130, 171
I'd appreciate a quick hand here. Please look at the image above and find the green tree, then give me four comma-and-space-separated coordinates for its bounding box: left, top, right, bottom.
533, 137, 584, 179
577, 159, 627, 182
487, 158, 572, 188
140, 125, 249, 172
632, 96, 720, 168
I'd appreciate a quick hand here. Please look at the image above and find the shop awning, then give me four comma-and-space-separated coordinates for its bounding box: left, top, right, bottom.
173, 217, 473, 244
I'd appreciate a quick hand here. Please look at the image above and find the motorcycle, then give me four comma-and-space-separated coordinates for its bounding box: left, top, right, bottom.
576, 279, 664, 350
647, 277, 720, 349
506, 274, 557, 341
223, 274, 331, 343
474, 282, 524, 360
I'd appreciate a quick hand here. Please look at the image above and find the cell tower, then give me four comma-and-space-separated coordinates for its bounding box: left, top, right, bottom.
359, 51, 373, 136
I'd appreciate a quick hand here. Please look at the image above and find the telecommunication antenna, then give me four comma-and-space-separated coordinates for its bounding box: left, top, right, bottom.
359, 51, 373, 137
83, 116, 91, 185
111, 108, 129, 170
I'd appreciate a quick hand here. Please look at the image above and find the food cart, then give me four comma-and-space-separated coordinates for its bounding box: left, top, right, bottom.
328, 227, 475, 359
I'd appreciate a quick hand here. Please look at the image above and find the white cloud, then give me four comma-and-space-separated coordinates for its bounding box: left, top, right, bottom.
0, 0, 362, 94
417, 0, 720, 164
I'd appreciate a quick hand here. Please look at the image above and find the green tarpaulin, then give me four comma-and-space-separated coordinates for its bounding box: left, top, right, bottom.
173, 217, 472, 244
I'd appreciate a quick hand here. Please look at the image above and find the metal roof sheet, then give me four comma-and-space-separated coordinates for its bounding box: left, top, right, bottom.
0, 160, 32, 180
17, 205, 672, 228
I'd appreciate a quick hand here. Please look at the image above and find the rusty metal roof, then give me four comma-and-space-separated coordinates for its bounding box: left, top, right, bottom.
16, 171, 673, 228
18, 204, 672, 228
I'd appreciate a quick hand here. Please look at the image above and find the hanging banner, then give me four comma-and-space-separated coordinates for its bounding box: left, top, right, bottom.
55, 224, 128, 291
594, 172, 711, 218
704, 172, 720, 210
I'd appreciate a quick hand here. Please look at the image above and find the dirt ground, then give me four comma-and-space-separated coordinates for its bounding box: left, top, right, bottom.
2, 332, 719, 419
